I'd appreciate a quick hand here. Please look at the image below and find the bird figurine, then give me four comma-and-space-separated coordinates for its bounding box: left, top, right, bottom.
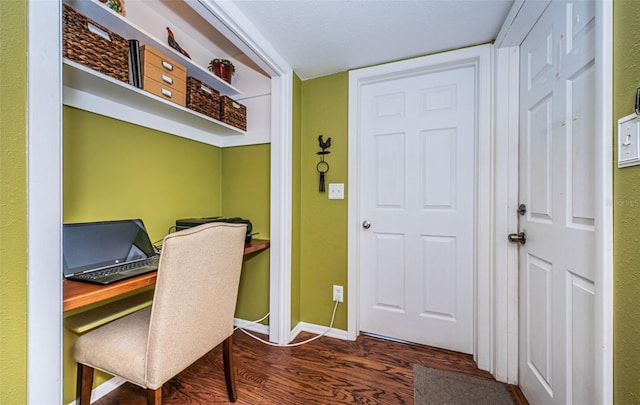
317, 135, 332, 155
166, 27, 191, 59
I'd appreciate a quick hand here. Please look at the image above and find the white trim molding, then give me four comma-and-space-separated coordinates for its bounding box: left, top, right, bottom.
234, 317, 270, 336
27, 0, 63, 402
187, 0, 290, 77
495, 0, 551, 48
290, 322, 350, 342
492, 45, 520, 384
347, 44, 496, 371
268, 71, 294, 344
595, 1, 614, 403
64, 376, 127, 405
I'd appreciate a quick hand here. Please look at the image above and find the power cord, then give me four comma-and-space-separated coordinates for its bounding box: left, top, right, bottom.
234, 312, 270, 329
235, 300, 340, 348
152, 226, 178, 251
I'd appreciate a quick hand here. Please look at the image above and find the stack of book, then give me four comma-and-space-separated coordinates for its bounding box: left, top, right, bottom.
128, 39, 142, 88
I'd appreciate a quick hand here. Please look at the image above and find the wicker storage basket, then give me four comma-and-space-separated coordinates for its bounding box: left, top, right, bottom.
220, 96, 247, 131
63, 4, 129, 84
186, 77, 220, 120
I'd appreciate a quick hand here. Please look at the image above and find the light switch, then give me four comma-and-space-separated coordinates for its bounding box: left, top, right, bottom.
618, 113, 640, 168
328, 183, 344, 200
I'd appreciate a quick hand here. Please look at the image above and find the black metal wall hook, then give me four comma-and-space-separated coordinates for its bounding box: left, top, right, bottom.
317, 135, 332, 192
317, 135, 332, 156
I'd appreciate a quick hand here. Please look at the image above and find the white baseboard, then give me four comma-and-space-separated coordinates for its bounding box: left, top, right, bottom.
67, 376, 126, 405
234, 317, 270, 335
291, 321, 350, 341
290, 320, 304, 339
91, 377, 127, 403
235, 317, 350, 344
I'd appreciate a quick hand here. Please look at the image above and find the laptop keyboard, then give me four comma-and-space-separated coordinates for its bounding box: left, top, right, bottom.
75, 256, 159, 281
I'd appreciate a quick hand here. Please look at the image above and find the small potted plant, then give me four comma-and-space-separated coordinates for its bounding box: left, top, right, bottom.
208, 58, 235, 84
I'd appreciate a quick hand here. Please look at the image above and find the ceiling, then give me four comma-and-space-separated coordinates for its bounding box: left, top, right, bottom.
232, 0, 515, 80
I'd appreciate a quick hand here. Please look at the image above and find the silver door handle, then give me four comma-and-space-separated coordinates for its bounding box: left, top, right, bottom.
362, 220, 371, 229
508, 231, 526, 244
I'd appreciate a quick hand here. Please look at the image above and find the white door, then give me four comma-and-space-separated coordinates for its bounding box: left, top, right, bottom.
518, 1, 597, 403
358, 65, 476, 354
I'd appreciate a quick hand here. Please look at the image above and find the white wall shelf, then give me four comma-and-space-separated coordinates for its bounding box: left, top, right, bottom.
64, 0, 242, 97
63, 59, 246, 146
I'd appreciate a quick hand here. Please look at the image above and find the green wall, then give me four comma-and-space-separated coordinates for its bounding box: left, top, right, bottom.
63, 107, 223, 237
613, 1, 640, 402
222, 144, 271, 322
298, 73, 349, 329
0, 0, 27, 403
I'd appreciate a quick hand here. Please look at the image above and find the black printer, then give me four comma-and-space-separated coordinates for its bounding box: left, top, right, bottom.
175, 217, 253, 244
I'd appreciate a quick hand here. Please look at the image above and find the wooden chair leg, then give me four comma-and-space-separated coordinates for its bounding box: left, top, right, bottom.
147, 386, 162, 405
76, 363, 94, 405
223, 335, 237, 402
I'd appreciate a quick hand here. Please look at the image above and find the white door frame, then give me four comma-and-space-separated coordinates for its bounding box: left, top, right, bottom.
494, 0, 613, 398
593, 3, 614, 401
26, 0, 293, 400
348, 44, 495, 371
26, 1, 63, 402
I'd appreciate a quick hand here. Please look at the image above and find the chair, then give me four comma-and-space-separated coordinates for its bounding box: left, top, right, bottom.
74, 222, 247, 404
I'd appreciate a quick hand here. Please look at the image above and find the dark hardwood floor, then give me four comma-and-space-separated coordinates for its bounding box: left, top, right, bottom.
93, 330, 527, 404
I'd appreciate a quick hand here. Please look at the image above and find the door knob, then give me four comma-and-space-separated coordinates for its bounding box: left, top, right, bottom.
362, 220, 371, 229
508, 231, 526, 244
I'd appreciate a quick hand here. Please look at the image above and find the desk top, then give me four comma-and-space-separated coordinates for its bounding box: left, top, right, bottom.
63, 238, 270, 312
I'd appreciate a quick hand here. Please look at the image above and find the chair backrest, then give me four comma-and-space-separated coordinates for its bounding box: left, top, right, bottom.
144, 222, 246, 388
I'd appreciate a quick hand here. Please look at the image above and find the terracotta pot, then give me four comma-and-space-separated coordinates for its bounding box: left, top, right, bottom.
211, 63, 233, 84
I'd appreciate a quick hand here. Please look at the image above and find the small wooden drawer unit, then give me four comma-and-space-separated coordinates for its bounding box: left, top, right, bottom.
140, 45, 187, 106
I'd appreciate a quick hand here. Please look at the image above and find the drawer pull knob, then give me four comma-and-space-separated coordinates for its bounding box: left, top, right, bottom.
161, 88, 173, 98
161, 61, 174, 71
161, 74, 173, 85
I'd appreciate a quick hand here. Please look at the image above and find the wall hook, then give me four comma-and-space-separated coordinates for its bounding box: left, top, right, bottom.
317, 135, 332, 192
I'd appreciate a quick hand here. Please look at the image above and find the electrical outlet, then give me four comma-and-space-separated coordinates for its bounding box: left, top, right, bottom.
333, 285, 344, 302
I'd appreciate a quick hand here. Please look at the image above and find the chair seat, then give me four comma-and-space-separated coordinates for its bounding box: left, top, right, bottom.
74, 307, 152, 388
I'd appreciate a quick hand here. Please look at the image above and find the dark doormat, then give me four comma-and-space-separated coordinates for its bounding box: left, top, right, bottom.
413, 365, 515, 405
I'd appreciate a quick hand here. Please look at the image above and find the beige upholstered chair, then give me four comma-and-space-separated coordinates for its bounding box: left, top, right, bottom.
74, 222, 247, 404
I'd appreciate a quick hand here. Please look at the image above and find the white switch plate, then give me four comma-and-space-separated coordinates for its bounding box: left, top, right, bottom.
328, 183, 344, 200
618, 113, 640, 168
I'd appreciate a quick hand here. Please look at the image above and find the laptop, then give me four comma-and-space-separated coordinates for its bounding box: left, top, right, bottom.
63, 219, 159, 285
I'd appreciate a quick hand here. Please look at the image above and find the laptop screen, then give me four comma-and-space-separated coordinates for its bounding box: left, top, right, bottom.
63, 219, 156, 277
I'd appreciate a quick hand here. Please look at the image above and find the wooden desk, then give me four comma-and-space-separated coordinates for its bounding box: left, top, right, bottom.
63, 239, 270, 312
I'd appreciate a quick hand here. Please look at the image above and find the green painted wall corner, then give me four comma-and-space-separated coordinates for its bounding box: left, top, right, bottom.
0, 0, 28, 403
